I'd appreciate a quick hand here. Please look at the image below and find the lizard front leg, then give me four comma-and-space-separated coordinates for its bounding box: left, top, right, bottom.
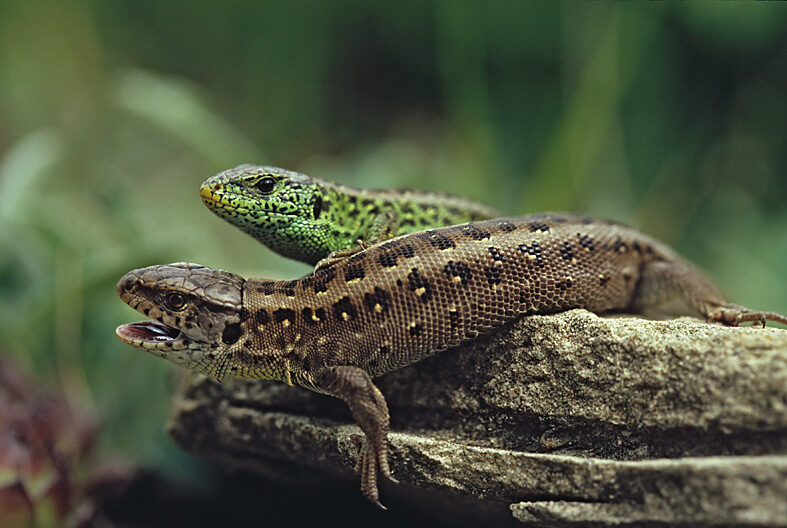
314, 365, 397, 508
363, 209, 400, 243
313, 241, 371, 272
313, 210, 401, 272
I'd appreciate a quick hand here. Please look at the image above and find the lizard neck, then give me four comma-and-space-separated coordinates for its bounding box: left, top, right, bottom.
213, 281, 310, 387
318, 185, 390, 247
227, 277, 330, 389
319, 184, 501, 245
243, 182, 380, 264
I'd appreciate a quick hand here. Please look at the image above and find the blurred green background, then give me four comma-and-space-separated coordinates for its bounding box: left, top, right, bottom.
1, 0, 785, 497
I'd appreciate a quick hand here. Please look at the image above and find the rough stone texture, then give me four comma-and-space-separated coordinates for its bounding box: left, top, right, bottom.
168, 310, 787, 527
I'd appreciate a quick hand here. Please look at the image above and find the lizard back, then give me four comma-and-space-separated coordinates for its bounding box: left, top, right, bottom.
239, 214, 672, 384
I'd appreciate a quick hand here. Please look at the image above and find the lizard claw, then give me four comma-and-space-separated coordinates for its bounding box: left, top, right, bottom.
706, 304, 787, 328
313, 243, 367, 272
357, 435, 395, 508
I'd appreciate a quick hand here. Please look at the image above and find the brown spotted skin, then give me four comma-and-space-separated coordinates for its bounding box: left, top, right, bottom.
239, 214, 713, 384
116, 213, 787, 508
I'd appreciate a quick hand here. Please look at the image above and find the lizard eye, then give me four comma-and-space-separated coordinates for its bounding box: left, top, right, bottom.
255, 177, 276, 194
313, 196, 322, 219
164, 292, 188, 311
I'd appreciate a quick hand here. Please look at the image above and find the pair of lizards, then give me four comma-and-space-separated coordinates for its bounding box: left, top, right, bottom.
116, 164, 787, 508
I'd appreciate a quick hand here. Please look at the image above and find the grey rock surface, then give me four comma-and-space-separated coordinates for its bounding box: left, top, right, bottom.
168, 310, 787, 527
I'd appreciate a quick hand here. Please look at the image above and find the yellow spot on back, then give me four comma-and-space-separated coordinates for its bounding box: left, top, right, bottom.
341, 312, 350, 321
282, 319, 291, 328
415, 287, 426, 297
374, 303, 383, 313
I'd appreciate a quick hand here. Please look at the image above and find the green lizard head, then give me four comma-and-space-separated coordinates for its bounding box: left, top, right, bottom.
115, 262, 246, 380
200, 165, 334, 264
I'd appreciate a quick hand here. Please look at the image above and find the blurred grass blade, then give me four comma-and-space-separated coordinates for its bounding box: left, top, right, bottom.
526, 4, 666, 211
0, 129, 65, 223
112, 69, 262, 167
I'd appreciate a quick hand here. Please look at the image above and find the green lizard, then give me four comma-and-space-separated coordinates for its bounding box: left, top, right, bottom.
115, 214, 787, 508
199, 164, 498, 266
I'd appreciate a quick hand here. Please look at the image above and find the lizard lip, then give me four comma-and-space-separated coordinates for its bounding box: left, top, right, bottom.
199, 184, 299, 217
199, 182, 223, 203
116, 321, 186, 349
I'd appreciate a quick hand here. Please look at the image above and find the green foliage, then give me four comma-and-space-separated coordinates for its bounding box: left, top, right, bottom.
0, 0, 785, 478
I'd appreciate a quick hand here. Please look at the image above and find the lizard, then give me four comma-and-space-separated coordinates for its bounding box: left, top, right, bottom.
114, 213, 787, 508
199, 164, 499, 267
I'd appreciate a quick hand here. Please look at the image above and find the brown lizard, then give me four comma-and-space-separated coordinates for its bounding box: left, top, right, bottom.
114, 213, 787, 508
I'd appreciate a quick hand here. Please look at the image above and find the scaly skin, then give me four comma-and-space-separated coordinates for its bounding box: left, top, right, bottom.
115, 214, 787, 508
199, 165, 499, 266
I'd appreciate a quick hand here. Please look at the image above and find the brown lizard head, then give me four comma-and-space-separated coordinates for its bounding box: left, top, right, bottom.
115, 262, 246, 380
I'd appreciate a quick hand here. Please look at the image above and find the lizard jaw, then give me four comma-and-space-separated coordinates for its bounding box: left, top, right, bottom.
115, 321, 193, 351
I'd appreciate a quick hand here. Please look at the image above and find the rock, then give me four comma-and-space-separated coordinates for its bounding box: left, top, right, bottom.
168, 310, 787, 527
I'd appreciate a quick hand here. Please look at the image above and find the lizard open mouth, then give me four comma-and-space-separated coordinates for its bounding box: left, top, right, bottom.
116, 321, 187, 350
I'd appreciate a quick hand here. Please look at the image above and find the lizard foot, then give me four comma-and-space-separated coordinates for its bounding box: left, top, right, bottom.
357, 437, 398, 509
705, 304, 787, 328
313, 240, 370, 272
316, 365, 397, 509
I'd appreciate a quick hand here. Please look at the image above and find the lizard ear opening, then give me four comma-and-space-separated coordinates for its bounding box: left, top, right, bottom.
313, 196, 323, 219
221, 322, 243, 346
